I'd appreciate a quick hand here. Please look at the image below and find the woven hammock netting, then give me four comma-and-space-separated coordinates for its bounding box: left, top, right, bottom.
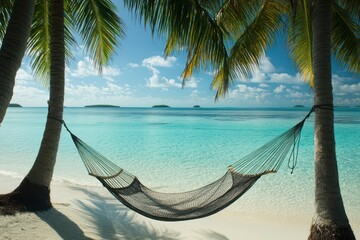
63, 110, 312, 221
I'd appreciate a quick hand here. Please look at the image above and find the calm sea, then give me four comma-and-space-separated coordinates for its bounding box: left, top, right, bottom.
1, 107, 359, 220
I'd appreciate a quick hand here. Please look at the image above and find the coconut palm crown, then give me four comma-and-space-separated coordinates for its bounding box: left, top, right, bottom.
124, 0, 359, 98
0, 0, 124, 118
0, 0, 124, 213
27, 0, 124, 84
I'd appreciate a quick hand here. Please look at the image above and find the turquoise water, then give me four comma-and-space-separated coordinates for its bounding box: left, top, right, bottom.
1, 107, 359, 220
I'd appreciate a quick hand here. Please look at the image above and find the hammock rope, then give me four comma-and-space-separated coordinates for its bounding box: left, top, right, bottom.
58, 105, 327, 221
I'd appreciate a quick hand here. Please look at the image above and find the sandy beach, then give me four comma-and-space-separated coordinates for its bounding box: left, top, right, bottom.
1, 174, 358, 240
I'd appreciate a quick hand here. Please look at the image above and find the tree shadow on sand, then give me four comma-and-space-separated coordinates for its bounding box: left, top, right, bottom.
36, 207, 91, 239
71, 186, 183, 240
196, 230, 229, 240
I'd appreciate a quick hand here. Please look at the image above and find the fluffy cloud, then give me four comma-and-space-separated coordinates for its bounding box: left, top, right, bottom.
141, 55, 197, 90
332, 74, 360, 97
274, 84, 286, 93
269, 73, 304, 84
142, 55, 177, 68
259, 56, 276, 73
338, 83, 360, 94
285, 88, 311, 98
259, 83, 269, 88
230, 84, 269, 102
15, 68, 33, 83
69, 57, 121, 81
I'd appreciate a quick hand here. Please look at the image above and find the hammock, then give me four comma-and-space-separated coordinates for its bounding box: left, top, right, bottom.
61, 107, 317, 221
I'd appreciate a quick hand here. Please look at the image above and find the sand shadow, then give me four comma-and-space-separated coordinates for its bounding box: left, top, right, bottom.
196, 230, 229, 240
36, 207, 91, 239
71, 186, 183, 240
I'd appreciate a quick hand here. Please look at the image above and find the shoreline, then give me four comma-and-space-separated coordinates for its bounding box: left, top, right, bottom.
2, 174, 358, 239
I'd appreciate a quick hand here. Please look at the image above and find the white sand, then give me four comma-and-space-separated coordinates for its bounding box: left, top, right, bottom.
1, 174, 358, 240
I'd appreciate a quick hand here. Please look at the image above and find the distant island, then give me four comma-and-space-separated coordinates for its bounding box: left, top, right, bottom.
9, 103, 22, 107
152, 105, 170, 108
293, 105, 305, 108
193, 105, 200, 108
84, 104, 120, 108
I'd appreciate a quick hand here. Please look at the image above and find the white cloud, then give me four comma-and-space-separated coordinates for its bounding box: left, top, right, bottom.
69, 57, 121, 81
15, 68, 33, 82
334, 97, 360, 106
332, 74, 353, 84
259, 83, 269, 88
183, 77, 198, 88
338, 83, 360, 94
142, 55, 176, 68
285, 88, 311, 98
332, 74, 360, 97
274, 84, 286, 93
269, 73, 304, 84
146, 76, 198, 90
63, 79, 134, 106
259, 56, 276, 73
128, 63, 140, 68
243, 56, 275, 83
248, 69, 266, 83
141, 55, 197, 90
229, 84, 269, 102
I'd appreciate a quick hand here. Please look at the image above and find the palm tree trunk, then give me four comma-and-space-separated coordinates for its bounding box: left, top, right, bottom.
0, 0, 35, 124
0, 0, 64, 213
26, 0, 65, 187
308, 0, 355, 239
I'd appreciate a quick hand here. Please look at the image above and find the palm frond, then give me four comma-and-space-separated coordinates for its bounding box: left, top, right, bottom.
216, 0, 263, 37
27, 0, 51, 84
0, 0, 14, 41
335, 0, 360, 22
125, 0, 230, 95
331, 1, 360, 73
64, 0, 77, 66
27, 0, 76, 85
227, 0, 285, 81
211, 59, 231, 100
287, 0, 313, 85
71, 0, 124, 73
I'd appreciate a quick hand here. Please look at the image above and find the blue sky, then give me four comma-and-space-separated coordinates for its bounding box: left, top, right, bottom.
12, 4, 360, 107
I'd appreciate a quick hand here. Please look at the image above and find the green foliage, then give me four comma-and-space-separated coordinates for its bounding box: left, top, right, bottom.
1, 0, 124, 85
27, 0, 52, 84
125, 0, 360, 100
71, 0, 124, 73
331, 1, 360, 73
287, 0, 314, 85
0, 0, 13, 40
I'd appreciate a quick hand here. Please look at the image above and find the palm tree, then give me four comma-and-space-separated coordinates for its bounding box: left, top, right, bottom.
123, 0, 359, 238
0, 0, 35, 124
0, 0, 123, 212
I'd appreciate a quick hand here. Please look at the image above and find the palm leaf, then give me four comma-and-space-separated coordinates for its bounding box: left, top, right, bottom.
125, 0, 230, 95
216, 0, 263, 38
27, 0, 51, 84
0, 0, 14, 40
226, 0, 284, 82
331, 1, 360, 73
71, 0, 124, 73
287, 0, 313, 85
336, 0, 360, 22
27, 0, 76, 85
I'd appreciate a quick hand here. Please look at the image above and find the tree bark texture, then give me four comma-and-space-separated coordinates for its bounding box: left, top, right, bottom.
0, 0, 35, 124
309, 0, 355, 238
